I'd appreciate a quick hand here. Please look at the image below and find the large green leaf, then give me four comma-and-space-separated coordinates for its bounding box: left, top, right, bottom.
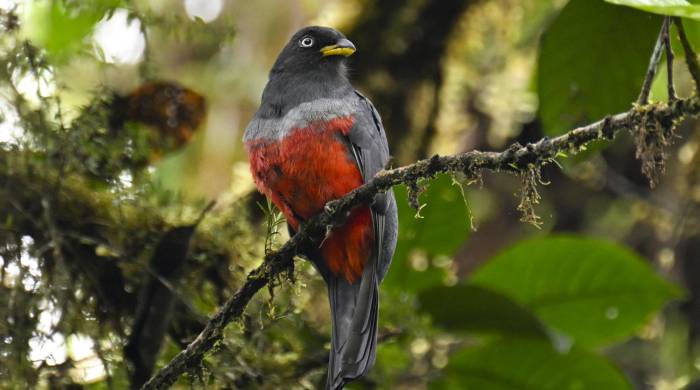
606, 0, 700, 19
383, 174, 471, 292
538, 0, 661, 135
471, 236, 681, 347
418, 284, 550, 340
432, 339, 631, 390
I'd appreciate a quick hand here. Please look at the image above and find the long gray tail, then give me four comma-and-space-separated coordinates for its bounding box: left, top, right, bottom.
325, 259, 379, 390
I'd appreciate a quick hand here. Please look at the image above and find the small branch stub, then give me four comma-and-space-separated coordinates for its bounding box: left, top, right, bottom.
407, 179, 426, 217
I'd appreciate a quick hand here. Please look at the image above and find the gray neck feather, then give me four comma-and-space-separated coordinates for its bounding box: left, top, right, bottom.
244, 63, 356, 142
243, 97, 358, 142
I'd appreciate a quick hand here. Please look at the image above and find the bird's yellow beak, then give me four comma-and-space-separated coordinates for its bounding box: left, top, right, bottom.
320, 38, 356, 57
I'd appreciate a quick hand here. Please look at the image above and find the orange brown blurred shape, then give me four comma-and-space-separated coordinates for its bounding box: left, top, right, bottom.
110, 80, 207, 162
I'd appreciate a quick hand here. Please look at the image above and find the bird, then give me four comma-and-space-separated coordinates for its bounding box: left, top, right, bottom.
243, 26, 398, 389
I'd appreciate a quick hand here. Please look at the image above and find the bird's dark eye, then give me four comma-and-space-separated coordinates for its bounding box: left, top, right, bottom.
299, 36, 314, 48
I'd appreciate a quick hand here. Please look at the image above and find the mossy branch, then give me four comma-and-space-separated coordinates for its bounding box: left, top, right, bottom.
137, 19, 700, 389
141, 97, 700, 390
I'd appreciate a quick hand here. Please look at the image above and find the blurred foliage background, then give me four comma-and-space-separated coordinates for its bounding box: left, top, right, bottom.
1, 0, 699, 389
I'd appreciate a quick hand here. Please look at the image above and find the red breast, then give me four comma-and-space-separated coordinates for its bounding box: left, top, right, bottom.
245, 116, 372, 282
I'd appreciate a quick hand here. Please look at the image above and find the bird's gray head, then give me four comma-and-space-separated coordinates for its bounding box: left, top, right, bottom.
270, 26, 356, 77
257, 26, 356, 119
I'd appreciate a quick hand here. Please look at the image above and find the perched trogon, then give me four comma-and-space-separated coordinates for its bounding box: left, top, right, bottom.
243, 26, 398, 389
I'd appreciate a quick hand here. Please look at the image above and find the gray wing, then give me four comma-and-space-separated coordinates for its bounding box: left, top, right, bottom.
324, 92, 398, 389
347, 90, 397, 282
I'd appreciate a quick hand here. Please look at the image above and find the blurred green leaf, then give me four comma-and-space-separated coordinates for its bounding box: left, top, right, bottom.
538, 0, 660, 135
383, 174, 471, 292
418, 284, 550, 339
606, 0, 700, 19
375, 342, 411, 382
23, 0, 120, 59
431, 338, 631, 390
471, 235, 681, 347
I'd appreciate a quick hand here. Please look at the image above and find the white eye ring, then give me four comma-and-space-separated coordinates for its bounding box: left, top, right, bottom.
299, 37, 314, 48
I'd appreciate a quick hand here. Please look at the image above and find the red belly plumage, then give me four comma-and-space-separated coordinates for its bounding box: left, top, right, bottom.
245, 116, 372, 282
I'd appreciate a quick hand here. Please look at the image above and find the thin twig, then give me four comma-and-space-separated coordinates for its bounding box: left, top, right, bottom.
41, 196, 65, 266
638, 18, 669, 105
674, 17, 700, 92
140, 94, 700, 389
663, 17, 677, 101
194, 200, 217, 227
